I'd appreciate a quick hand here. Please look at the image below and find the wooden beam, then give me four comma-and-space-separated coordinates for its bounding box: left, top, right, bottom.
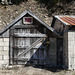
14, 58, 29, 61
12, 46, 28, 49
9, 29, 14, 64
14, 25, 38, 29
13, 33, 47, 38
15, 58, 45, 60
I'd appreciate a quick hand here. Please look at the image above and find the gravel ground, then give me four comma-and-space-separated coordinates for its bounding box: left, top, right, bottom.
0, 66, 75, 75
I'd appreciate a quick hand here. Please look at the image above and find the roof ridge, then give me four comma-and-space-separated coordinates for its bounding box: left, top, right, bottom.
0, 10, 61, 37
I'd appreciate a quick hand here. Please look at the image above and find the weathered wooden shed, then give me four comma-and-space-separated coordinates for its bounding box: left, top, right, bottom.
51, 15, 75, 70
0, 10, 63, 68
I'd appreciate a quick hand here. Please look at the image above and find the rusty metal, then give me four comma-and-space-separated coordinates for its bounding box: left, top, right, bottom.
55, 16, 75, 25
60, 17, 75, 25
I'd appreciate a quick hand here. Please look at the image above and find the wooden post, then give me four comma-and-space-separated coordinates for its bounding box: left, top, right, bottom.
9, 29, 14, 65
46, 37, 50, 65
57, 38, 63, 68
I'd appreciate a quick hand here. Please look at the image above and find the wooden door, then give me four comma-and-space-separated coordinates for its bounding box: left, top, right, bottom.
10, 27, 47, 65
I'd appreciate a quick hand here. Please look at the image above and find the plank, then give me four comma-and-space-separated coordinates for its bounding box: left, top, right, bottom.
14, 58, 29, 61
13, 33, 47, 38
17, 38, 45, 57
12, 46, 28, 49
14, 25, 38, 29
16, 58, 45, 60
9, 29, 14, 64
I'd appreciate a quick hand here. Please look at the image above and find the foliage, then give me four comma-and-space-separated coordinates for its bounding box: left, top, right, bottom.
35, 0, 73, 10
36, 0, 73, 6
36, 0, 73, 3
0, 0, 28, 5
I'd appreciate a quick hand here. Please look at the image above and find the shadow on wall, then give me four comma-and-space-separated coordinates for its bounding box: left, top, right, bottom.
13, 38, 63, 72
25, 39, 63, 72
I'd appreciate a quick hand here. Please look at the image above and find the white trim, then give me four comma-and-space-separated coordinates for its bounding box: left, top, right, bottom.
23, 17, 33, 24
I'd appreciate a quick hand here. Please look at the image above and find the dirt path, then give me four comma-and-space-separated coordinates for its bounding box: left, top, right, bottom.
0, 66, 75, 75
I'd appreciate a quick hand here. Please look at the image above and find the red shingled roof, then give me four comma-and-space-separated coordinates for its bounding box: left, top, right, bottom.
55, 16, 75, 25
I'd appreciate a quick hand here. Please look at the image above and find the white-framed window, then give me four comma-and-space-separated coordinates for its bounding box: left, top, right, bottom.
23, 17, 33, 24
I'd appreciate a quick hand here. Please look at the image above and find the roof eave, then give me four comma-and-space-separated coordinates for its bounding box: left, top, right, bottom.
54, 15, 68, 25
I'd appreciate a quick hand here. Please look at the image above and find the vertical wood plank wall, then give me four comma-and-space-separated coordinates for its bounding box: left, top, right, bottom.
8, 16, 57, 66
0, 14, 59, 67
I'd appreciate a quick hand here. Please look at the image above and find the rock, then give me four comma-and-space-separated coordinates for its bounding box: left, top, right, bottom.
0, 0, 74, 29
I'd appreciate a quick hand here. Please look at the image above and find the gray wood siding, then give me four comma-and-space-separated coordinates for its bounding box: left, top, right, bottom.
0, 30, 9, 38
52, 18, 69, 36
10, 26, 48, 65
8, 15, 58, 66
53, 19, 64, 35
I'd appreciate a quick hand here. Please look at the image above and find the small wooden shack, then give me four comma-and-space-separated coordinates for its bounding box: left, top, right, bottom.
0, 10, 62, 68
51, 15, 75, 70
1, 10, 75, 70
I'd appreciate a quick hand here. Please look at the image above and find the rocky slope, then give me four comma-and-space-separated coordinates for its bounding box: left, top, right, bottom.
0, 0, 75, 29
